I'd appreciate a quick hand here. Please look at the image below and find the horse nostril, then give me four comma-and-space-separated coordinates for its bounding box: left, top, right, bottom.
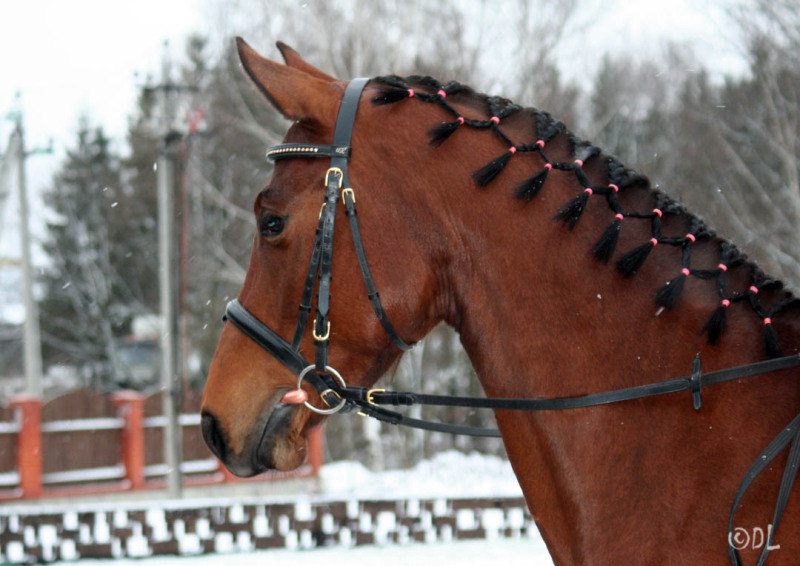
201, 412, 227, 461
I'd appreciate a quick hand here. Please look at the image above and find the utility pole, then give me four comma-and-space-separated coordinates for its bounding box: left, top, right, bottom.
146, 41, 198, 498
157, 129, 182, 498
6, 98, 51, 396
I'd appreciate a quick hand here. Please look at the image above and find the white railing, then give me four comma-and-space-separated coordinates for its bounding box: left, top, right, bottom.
143, 413, 202, 428
143, 459, 219, 478
0, 421, 20, 435
42, 465, 126, 485
40, 417, 124, 433
0, 471, 20, 487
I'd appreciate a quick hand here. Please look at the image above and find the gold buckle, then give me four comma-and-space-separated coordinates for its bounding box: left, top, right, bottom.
318, 202, 326, 219
312, 321, 331, 342
366, 388, 385, 406
325, 167, 343, 189
320, 388, 342, 408
342, 187, 355, 204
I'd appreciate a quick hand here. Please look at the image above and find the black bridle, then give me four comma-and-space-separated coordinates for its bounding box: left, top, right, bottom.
223, 78, 800, 565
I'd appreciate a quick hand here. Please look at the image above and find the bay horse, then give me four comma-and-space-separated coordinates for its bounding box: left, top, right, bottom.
200, 39, 800, 565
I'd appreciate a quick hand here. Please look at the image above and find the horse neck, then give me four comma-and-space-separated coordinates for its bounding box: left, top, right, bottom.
432, 123, 800, 561
363, 75, 800, 560
433, 131, 800, 398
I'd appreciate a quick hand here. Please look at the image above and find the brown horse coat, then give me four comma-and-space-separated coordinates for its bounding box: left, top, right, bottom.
201, 40, 800, 564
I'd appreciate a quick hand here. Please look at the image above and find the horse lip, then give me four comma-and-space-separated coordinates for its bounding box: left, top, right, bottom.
254, 397, 298, 469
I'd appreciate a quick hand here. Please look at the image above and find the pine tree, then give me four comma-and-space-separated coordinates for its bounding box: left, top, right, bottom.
40, 120, 131, 388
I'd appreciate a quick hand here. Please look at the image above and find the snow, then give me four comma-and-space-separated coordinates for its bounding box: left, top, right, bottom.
5, 452, 553, 564
50, 538, 553, 566
318, 451, 524, 499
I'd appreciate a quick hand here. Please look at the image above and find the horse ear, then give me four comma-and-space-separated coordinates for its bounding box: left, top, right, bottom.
236, 37, 339, 124
275, 41, 337, 82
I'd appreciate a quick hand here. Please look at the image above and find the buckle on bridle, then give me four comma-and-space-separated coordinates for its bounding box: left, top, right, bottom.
325, 167, 343, 189
297, 364, 347, 415
312, 320, 331, 342
342, 187, 355, 203
366, 388, 385, 406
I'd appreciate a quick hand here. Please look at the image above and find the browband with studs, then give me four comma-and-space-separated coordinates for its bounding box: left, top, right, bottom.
266, 143, 351, 161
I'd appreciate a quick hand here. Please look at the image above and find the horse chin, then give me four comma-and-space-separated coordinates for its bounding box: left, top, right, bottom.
254, 402, 308, 472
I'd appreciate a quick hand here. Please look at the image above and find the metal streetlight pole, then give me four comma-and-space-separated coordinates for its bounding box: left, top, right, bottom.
155, 42, 184, 498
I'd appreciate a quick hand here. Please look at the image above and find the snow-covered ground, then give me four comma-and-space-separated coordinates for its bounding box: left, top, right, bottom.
8, 451, 555, 565
51, 538, 553, 566
317, 451, 526, 499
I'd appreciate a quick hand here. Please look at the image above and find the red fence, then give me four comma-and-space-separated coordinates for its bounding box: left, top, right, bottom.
0, 389, 323, 500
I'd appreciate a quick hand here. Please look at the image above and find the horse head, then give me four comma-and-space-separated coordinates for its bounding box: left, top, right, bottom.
200, 39, 455, 475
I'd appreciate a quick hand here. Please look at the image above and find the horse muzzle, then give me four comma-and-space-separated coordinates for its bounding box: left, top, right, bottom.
201, 391, 307, 476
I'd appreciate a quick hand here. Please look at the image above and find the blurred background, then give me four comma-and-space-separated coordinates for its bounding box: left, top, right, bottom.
0, 0, 799, 563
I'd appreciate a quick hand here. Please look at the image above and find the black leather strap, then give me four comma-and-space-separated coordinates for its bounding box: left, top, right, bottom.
267, 143, 351, 161
313, 78, 368, 372
337, 354, 800, 414
224, 300, 308, 374
330, 78, 369, 183
314, 170, 341, 371
342, 189, 413, 350
727, 411, 800, 566
257, 78, 415, 364
290, 217, 324, 349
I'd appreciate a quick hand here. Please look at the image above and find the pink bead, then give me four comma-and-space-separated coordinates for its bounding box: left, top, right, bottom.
614, 213, 624, 220
584, 187, 593, 194
749, 286, 759, 294
650, 238, 658, 246
574, 159, 584, 167
457, 116, 465, 124
437, 89, 447, 98
536, 140, 545, 147
653, 208, 662, 217
407, 89, 415, 97
764, 318, 772, 325
718, 263, 728, 271
685, 234, 696, 242
509, 146, 517, 154
721, 299, 731, 307
544, 163, 553, 170
681, 268, 690, 276
609, 184, 619, 192
490, 116, 500, 124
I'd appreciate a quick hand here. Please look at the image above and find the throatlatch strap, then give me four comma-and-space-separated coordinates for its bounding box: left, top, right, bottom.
342, 189, 413, 351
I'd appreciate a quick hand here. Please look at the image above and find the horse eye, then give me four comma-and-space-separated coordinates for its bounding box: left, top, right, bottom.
261, 215, 286, 237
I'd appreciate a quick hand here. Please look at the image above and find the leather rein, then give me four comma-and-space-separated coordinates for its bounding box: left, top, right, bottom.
223, 78, 800, 565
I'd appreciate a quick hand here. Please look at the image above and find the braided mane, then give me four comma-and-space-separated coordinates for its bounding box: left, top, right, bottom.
371, 75, 798, 359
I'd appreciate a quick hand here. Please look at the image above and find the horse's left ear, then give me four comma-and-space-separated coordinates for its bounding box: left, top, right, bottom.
276, 41, 337, 82
236, 37, 339, 125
